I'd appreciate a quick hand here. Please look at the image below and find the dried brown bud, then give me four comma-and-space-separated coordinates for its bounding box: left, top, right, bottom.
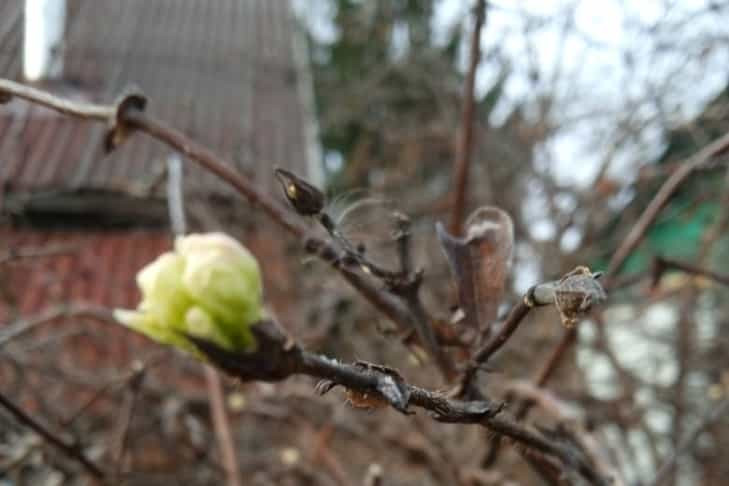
274, 168, 325, 216
553, 266, 607, 327
345, 389, 389, 410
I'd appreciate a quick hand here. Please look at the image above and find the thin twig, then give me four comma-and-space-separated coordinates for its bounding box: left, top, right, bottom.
0, 79, 112, 118
166, 152, 242, 486
110, 363, 145, 481
0, 304, 115, 347
187, 323, 610, 485
1, 77, 611, 484
524, 127, 729, 423
605, 130, 729, 279
508, 136, 729, 469
450, 0, 487, 236
459, 285, 548, 396
651, 397, 729, 486
0, 78, 443, 374
653, 256, 729, 287
0, 392, 106, 481
204, 366, 243, 486
505, 380, 627, 486
316, 208, 453, 378
483, 319, 578, 467
0, 243, 80, 266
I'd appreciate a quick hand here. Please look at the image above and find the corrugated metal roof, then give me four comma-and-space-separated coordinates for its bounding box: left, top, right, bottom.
0, 0, 311, 198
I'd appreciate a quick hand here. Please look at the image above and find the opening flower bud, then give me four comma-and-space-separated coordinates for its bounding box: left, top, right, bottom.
114, 232, 263, 355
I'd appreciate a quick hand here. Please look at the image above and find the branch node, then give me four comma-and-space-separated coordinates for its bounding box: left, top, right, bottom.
104, 86, 148, 153
523, 285, 538, 308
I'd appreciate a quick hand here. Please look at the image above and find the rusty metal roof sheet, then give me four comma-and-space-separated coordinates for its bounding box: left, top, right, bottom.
0, 0, 313, 199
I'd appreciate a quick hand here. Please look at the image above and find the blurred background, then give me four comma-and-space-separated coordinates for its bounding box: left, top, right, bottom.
1, 0, 729, 485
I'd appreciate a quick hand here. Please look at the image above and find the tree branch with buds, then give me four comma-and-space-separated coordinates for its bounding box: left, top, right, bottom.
0, 78, 615, 485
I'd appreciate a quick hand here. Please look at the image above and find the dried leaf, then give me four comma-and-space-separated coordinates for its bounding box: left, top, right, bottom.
553, 266, 607, 327
437, 206, 514, 337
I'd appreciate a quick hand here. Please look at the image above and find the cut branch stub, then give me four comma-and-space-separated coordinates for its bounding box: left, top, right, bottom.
104, 86, 148, 153
437, 206, 514, 338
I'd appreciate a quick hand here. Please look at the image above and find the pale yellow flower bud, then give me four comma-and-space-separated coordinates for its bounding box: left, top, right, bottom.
114, 232, 263, 354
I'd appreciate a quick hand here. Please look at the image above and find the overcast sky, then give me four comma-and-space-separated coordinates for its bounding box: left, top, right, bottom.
294, 0, 728, 186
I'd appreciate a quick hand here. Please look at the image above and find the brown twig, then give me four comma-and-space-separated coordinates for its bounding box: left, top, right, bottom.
0, 392, 106, 481
0, 77, 611, 484
494, 133, 729, 471
652, 256, 729, 288
458, 284, 552, 396
0, 78, 444, 376
110, 362, 145, 480
0, 79, 112, 118
306, 422, 358, 486
166, 153, 243, 486
650, 397, 729, 486
0, 243, 80, 266
449, 0, 487, 236
482, 317, 578, 467
187, 321, 610, 486
0, 304, 115, 346
523, 127, 729, 422
204, 365, 243, 486
505, 380, 627, 486
605, 129, 729, 279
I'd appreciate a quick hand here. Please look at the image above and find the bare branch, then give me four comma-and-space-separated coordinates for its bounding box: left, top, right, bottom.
109, 363, 145, 481
0, 304, 115, 347
651, 398, 729, 486
522, 129, 729, 434
0, 243, 80, 266
186, 320, 611, 486
606, 130, 729, 279
166, 152, 242, 486
0, 79, 113, 119
652, 256, 729, 288
0, 78, 441, 373
449, 0, 487, 236
0, 392, 107, 481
